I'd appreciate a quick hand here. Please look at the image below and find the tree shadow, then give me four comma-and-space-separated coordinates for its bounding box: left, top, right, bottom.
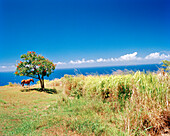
20, 88, 58, 94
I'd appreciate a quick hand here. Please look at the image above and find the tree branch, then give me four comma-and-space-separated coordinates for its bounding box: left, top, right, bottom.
37, 73, 41, 80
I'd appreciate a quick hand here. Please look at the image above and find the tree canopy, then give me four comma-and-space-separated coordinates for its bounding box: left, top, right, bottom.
15, 51, 56, 90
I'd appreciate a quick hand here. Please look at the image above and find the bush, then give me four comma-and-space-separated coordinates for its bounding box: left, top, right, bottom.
8, 82, 20, 87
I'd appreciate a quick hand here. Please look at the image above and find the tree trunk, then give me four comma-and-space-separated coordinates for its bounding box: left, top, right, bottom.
41, 76, 45, 90
41, 79, 44, 90
38, 74, 44, 91
39, 78, 44, 91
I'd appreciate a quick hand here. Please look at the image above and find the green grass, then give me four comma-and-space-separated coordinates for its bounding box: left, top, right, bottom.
0, 86, 60, 135
0, 71, 169, 135
0, 99, 7, 104
0, 87, 123, 135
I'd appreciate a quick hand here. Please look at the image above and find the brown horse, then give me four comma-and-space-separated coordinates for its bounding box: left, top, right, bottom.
21, 79, 34, 87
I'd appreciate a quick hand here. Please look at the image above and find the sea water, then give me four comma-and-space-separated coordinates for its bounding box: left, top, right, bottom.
0, 64, 161, 86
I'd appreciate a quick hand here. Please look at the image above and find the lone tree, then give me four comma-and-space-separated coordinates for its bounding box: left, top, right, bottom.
15, 51, 56, 90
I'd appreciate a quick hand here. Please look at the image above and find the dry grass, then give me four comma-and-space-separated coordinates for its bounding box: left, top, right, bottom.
0, 71, 169, 135
60, 71, 170, 135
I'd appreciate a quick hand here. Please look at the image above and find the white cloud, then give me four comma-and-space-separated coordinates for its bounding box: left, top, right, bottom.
0, 65, 16, 72
55, 62, 66, 65
96, 58, 104, 62
69, 58, 95, 64
145, 52, 170, 60
67, 52, 143, 67
96, 58, 114, 62
95, 51, 170, 64
1, 66, 7, 69
69, 60, 75, 64
119, 52, 140, 61
96, 52, 141, 63
1, 51, 170, 71
116, 52, 142, 61
86, 59, 95, 63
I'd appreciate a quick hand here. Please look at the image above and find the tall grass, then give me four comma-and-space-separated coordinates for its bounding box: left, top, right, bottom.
60, 71, 169, 135
1, 71, 169, 135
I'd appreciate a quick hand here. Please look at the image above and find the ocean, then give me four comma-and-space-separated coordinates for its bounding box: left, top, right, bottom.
0, 64, 161, 86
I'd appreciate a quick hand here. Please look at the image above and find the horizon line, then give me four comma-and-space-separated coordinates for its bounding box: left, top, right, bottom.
0, 63, 162, 72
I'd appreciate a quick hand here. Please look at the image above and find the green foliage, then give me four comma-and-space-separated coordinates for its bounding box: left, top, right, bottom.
162, 60, 170, 71
61, 71, 169, 105
15, 51, 56, 89
15, 51, 56, 78
117, 81, 132, 108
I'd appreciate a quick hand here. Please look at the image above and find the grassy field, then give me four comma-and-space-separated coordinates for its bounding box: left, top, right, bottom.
0, 71, 169, 136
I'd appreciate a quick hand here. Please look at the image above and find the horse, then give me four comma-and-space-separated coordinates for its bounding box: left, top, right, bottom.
21, 79, 34, 87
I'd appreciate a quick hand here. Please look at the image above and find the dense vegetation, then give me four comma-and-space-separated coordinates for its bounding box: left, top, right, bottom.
60, 71, 169, 135
0, 70, 169, 135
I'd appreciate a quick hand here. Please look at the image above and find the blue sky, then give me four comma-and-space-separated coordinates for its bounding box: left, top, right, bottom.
0, 0, 170, 71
